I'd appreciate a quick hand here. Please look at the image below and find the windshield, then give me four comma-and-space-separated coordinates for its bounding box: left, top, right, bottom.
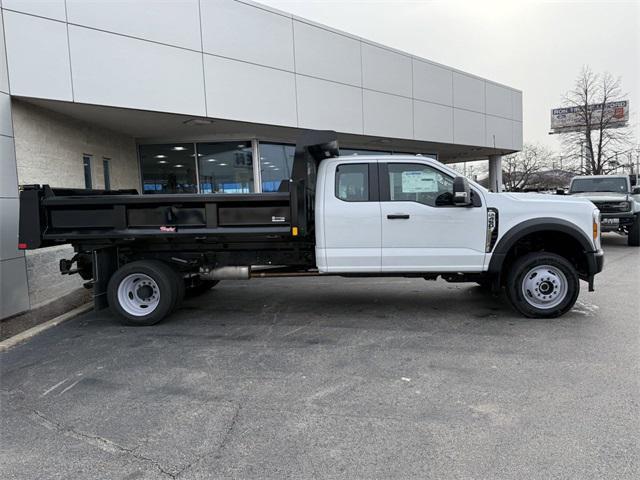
570, 177, 628, 194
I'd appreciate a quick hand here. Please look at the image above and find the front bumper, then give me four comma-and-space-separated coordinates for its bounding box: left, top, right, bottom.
600, 212, 635, 231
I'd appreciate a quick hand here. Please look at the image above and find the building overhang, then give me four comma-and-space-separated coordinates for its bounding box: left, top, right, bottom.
16, 97, 514, 163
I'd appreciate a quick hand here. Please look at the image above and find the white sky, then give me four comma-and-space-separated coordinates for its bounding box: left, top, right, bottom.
258, 0, 640, 153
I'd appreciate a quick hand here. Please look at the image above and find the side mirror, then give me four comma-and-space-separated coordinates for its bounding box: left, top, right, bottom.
632, 186, 640, 195
452, 176, 471, 206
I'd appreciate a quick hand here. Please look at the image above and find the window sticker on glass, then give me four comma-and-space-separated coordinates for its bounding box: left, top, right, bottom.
401, 170, 438, 193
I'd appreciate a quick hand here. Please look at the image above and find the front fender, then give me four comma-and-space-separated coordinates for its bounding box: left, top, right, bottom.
487, 217, 596, 276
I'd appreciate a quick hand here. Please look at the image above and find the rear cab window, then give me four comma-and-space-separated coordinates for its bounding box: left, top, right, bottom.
335, 164, 369, 201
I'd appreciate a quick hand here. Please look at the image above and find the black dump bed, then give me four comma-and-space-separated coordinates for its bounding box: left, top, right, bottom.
19, 185, 293, 249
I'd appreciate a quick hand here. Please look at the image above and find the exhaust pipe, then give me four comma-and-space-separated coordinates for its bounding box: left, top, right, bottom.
199, 266, 250, 280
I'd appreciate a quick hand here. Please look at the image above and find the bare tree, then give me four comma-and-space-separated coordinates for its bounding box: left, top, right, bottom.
559, 66, 632, 175
502, 143, 553, 191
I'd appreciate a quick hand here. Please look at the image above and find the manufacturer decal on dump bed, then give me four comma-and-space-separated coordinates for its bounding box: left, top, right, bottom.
271, 216, 286, 223
160, 226, 176, 232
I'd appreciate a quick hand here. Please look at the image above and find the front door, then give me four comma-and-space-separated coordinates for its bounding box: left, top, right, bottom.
379, 161, 487, 272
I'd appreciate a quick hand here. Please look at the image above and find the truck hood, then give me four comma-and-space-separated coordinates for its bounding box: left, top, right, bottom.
570, 192, 629, 202
499, 192, 594, 205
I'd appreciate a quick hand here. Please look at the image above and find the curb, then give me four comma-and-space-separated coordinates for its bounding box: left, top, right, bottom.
0, 303, 93, 352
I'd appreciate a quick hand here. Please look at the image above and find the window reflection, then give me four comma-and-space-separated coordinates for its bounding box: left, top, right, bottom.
260, 143, 295, 192
139, 143, 197, 194
198, 142, 254, 193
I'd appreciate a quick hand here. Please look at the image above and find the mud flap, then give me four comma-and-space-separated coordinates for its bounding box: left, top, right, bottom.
92, 248, 118, 310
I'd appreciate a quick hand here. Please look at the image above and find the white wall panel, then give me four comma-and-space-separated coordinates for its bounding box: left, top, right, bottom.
66, 0, 201, 51
412, 60, 452, 106
414, 100, 453, 144
513, 121, 523, 150
69, 26, 205, 116
293, 20, 361, 87
0, 92, 12, 137
3, 11, 72, 101
296, 75, 362, 134
204, 55, 296, 127
453, 73, 484, 113
485, 83, 512, 119
3, 0, 66, 21
0, 135, 18, 198
453, 108, 484, 146
0, 197, 22, 260
486, 115, 512, 149
363, 89, 412, 139
0, 13, 9, 94
201, 0, 294, 71
361, 43, 411, 97
512, 90, 523, 121
0, 257, 29, 318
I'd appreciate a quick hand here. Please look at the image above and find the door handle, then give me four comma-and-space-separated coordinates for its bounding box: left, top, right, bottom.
387, 214, 410, 219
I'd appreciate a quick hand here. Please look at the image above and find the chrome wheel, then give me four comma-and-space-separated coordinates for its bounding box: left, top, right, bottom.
521, 265, 568, 310
117, 273, 160, 316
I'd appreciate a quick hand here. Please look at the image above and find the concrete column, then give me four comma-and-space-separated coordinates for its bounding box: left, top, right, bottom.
488, 155, 503, 192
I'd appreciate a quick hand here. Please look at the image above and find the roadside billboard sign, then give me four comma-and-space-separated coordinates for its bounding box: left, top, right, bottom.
550, 100, 629, 133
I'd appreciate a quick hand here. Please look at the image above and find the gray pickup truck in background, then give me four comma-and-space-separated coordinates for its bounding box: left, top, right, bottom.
568, 175, 640, 246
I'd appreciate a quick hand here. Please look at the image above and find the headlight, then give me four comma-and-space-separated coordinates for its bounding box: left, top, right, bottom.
618, 201, 631, 211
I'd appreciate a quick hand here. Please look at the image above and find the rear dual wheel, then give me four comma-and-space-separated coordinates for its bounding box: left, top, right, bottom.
107, 260, 182, 326
185, 277, 219, 297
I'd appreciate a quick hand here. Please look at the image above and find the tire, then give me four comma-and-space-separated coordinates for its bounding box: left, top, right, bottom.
505, 252, 580, 318
107, 260, 177, 326
628, 214, 640, 247
185, 277, 219, 298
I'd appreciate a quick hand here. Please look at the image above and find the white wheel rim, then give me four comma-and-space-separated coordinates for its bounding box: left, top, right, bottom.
521, 265, 568, 310
117, 273, 160, 316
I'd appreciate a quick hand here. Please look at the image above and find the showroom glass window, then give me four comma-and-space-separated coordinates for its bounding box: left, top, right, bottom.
260, 143, 294, 192
197, 141, 254, 193
139, 143, 197, 194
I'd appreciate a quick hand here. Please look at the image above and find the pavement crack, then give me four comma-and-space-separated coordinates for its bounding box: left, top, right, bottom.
218, 403, 242, 453
30, 409, 177, 479
170, 402, 243, 478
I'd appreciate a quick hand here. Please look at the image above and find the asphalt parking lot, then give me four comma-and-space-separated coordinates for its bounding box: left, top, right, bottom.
1, 234, 638, 479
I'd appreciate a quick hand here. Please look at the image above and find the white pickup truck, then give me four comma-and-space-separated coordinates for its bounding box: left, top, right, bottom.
19, 133, 604, 324
568, 175, 640, 246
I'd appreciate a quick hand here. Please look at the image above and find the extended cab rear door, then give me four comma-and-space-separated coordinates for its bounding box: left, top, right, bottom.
379, 160, 487, 272
316, 160, 381, 273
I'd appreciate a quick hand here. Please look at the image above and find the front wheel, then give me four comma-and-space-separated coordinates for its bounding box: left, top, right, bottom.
107, 260, 177, 326
505, 252, 580, 318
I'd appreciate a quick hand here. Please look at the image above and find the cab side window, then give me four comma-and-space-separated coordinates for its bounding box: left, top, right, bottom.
386, 163, 454, 207
335, 164, 369, 202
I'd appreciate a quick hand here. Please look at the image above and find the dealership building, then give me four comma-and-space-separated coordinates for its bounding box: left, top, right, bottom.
0, 0, 522, 319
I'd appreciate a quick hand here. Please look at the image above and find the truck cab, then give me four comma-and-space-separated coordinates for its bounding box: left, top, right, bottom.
568, 175, 640, 246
